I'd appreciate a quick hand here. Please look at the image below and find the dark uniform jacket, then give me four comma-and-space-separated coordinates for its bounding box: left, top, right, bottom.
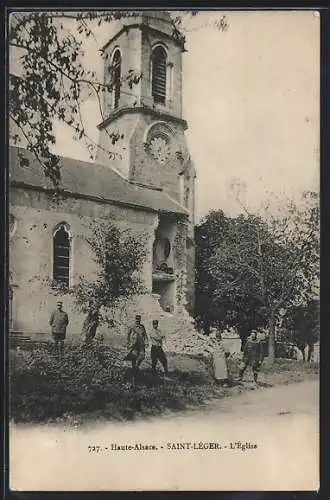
49, 310, 69, 335
243, 338, 262, 364
127, 324, 147, 349
124, 323, 147, 361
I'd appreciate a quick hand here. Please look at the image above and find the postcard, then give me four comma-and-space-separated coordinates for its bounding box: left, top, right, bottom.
8, 9, 319, 491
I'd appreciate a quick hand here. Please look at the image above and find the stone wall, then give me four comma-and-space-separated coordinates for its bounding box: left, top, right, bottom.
9, 186, 194, 341
101, 16, 183, 119
97, 13, 189, 203
9, 187, 157, 337
94, 293, 201, 356
98, 111, 190, 202
102, 26, 143, 114
140, 27, 183, 118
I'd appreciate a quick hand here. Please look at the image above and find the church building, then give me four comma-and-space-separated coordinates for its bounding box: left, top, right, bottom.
9, 11, 196, 340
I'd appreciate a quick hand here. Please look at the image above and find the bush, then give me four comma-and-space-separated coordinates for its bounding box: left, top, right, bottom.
10, 341, 127, 422
10, 341, 318, 424
10, 341, 216, 423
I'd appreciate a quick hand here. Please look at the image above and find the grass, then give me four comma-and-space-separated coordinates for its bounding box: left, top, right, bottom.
261, 358, 319, 385
9, 341, 318, 426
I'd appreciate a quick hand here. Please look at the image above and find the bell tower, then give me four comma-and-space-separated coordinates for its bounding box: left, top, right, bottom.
96, 11, 196, 314
96, 11, 195, 206
99, 11, 184, 121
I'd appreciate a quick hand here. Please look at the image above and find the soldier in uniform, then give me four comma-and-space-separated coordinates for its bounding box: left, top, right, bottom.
149, 319, 169, 377
49, 301, 69, 356
124, 315, 148, 380
239, 330, 264, 383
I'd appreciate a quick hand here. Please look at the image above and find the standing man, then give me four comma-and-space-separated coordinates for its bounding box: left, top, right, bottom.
149, 320, 169, 378
49, 301, 69, 356
239, 330, 264, 383
124, 315, 148, 381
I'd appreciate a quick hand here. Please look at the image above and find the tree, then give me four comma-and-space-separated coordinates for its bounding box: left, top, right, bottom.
282, 298, 319, 362
53, 222, 148, 342
195, 210, 269, 345
195, 210, 230, 334
261, 191, 319, 361
195, 191, 319, 363
9, 10, 229, 185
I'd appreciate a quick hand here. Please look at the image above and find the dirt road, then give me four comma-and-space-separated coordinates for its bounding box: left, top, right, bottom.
10, 380, 319, 491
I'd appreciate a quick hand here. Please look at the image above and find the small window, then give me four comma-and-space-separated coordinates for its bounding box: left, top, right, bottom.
151, 46, 167, 104
111, 49, 121, 109
53, 224, 70, 287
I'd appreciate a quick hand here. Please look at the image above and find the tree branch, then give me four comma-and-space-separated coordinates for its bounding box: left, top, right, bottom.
9, 112, 59, 180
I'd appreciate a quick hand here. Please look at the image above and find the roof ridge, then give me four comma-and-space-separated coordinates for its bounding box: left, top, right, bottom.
129, 180, 163, 192
162, 191, 189, 215
10, 144, 132, 184
9, 146, 188, 216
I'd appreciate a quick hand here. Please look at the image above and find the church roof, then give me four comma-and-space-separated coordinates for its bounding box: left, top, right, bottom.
9, 147, 189, 217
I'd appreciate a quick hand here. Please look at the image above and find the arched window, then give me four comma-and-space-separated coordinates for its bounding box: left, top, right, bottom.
151, 45, 167, 104
53, 224, 70, 287
111, 49, 121, 109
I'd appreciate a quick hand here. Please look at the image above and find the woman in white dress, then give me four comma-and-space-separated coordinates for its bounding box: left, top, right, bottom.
201, 330, 229, 385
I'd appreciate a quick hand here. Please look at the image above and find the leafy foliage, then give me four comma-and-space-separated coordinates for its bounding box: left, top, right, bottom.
10, 341, 213, 423
56, 222, 148, 324
9, 10, 229, 185
10, 340, 124, 421
10, 341, 317, 423
195, 211, 269, 338
9, 11, 139, 184
195, 192, 319, 360
282, 298, 319, 345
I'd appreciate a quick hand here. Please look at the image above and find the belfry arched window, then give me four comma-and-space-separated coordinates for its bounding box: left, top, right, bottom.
151, 45, 167, 104
53, 223, 70, 287
111, 49, 121, 109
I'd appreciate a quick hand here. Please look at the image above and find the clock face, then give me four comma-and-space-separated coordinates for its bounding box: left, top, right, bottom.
145, 122, 175, 166
149, 136, 171, 165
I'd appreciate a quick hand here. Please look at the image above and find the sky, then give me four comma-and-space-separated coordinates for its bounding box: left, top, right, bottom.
12, 10, 320, 221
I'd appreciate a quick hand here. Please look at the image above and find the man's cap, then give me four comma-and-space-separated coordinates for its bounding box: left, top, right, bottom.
57, 301, 63, 305
135, 314, 141, 319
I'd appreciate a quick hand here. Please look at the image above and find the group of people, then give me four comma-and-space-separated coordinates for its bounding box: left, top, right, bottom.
49, 302, 265, 384
124, 315, 169, 380
49, 304, 169, 379
205, 329, 265, 385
